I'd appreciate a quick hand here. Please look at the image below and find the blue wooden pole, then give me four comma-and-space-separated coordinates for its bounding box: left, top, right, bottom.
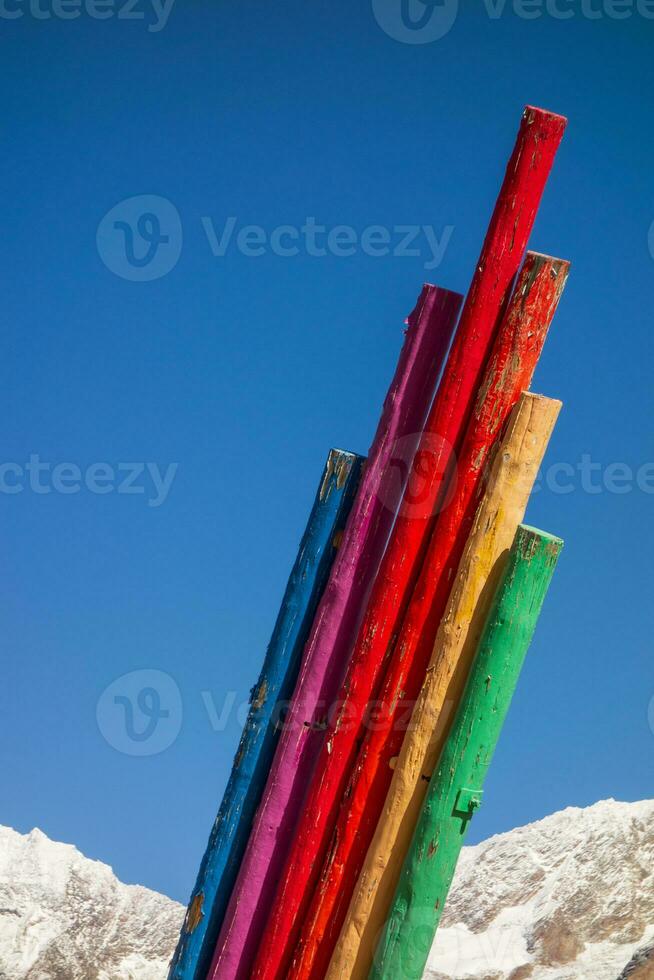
168, 448, 364, 980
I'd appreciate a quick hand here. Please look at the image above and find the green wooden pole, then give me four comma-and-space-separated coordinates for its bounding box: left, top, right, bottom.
370, 524, 563, 980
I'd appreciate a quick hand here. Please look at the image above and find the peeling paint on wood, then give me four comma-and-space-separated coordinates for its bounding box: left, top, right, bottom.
292, 253, 568, 980
250, 105, 567, 980
206, 285, 462, 980
370, 525, 563, 980
167, 448, 363, 980
186, 894, 204, 935
328, 392, 561, 980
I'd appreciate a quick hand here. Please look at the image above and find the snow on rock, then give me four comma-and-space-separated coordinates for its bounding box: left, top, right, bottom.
0, 825, 183, 979
427, 799, 654, 980
616, 943, 654, 979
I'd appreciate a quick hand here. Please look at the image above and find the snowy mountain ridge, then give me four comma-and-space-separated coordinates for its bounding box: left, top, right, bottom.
428, 798, 654, 980
0, 824, 183, 979
0, 799, 652, 979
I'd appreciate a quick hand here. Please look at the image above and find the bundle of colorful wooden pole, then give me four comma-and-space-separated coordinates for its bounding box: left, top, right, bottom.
170, 104, 570, 980
170, 282, 462, 980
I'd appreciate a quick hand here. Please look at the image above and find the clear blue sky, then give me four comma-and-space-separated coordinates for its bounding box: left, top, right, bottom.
1, 4, 652, 903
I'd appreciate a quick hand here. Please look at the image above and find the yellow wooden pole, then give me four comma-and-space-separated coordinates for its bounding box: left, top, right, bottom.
327, 391, 561, 980
371, 525, 563, 980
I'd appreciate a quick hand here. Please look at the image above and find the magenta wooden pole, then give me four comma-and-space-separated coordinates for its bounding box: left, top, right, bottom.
207, 285, 462, 980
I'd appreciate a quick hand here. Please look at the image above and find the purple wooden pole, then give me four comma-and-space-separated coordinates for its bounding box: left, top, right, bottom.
208, 284, 462, 980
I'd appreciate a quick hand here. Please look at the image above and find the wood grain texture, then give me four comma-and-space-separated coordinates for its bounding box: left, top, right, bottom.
206, 285, 462, 980
166, 449, 363, 980
370, 524, 564, 980
292, 254, 569, 980
328, 392, 561, 980
250, 105, 567, 980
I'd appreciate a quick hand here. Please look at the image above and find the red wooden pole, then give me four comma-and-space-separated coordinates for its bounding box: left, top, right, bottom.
250, 105, 567, 980
288, 251, 570, 980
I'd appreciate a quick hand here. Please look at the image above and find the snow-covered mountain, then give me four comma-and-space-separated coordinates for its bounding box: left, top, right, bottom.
0, 799, 651, 980
0, 825, 183, 979
428, 799, 654, 980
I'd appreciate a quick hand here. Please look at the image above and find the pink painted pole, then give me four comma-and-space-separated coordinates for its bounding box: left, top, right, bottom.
207, 284, 462, 980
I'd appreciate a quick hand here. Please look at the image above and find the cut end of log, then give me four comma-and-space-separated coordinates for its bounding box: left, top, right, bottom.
515, 523, 564, 558
523, 105, 569, 132
518, 251, 571, 296
523, 250, 572, 278
519, 391, 563, 416
320, 449, 363, 500
406, 283, 464, 332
